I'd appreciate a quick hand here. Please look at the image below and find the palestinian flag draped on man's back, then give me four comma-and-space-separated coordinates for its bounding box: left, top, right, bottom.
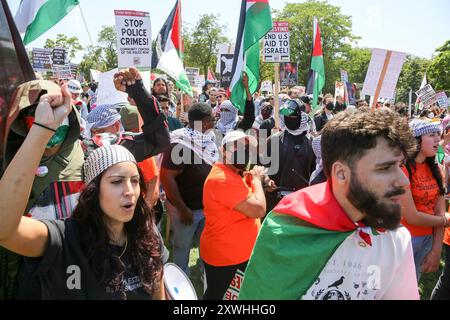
152, 0, 193, 97
15, 0, 79, 45
229, 0, 272, 113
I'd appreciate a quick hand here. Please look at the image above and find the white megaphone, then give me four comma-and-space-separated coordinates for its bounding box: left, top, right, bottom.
163, 263, 198, 300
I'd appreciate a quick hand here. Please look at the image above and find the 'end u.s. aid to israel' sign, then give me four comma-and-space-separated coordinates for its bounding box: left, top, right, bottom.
263, 21, 290, 63
115, 10, 152, 69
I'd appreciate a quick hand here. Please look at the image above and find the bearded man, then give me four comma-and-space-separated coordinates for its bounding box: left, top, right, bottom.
239, 108, 420, 300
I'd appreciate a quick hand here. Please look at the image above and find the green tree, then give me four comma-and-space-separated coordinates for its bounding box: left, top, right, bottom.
276, 0, 360, 94
97, 26, 117, 70
340, 47, 371, 85
78, 45, 105, 81
183, 14, 229, 80
44, 34, 82, 62
428, 40, 450, 94
396, 55, 430, 103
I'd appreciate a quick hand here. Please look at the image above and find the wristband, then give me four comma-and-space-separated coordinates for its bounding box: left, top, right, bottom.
33, 122, 57, 133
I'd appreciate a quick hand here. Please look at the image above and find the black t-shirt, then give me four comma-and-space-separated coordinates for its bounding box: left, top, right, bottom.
17, 219, 153, 300
161, 144, 212, 210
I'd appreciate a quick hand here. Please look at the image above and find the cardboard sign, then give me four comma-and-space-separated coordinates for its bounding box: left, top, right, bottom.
220, 54, 234, 89
436, 92, 450, 108
52, 47, 66, 66
280, 62, 298, 86
362, 49, 406, 100
416, 84, 437, 107
263, 21, 290, 63
32, 48, 52, 70
115, 10, 152, 68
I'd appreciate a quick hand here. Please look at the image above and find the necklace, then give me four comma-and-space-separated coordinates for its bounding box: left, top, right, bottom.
118, 238, 128, 259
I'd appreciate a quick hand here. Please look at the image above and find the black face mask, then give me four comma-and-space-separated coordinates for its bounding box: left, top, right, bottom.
284, 115, 301, 130
231, 145, 251, 171
325, 102, 334, 111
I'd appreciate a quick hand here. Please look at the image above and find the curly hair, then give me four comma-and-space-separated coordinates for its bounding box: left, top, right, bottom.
321, 108, 417, 178
71, 167, 163, 299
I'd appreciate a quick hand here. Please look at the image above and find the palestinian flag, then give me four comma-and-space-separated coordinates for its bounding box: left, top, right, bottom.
239, 182, 356, 299
14, 0, 79, 45
152, 0, 193, 97
239, 181, 419, 300
230, 0, 272, 113
306, 17, 325, 114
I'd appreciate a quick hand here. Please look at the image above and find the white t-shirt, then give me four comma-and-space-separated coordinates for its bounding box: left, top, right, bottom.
302, 226, 419, 300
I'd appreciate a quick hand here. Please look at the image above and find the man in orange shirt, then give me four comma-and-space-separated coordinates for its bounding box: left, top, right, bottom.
201, 130, 275, 300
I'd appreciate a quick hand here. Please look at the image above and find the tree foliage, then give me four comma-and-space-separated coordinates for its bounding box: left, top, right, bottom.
276, 0, 359, 92
428, 40, 450, 94
77, 25, 118, 81
44, 34, 82, 62
183, 14, 229, 80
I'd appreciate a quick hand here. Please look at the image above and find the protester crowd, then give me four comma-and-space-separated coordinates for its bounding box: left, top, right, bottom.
1, 67, 450, 301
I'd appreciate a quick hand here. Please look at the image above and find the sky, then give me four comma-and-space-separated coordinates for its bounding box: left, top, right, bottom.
6, 0, 450, 63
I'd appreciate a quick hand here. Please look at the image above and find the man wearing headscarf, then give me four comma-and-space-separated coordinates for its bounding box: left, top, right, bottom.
215, 72, 255, 139
82, 69, 170, 162
264, 98, 316, 213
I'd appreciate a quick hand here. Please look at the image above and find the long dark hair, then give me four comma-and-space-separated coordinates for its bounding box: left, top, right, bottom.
71, 167, 163, 298
151, 78, 168, 95
405, 136, 445, 195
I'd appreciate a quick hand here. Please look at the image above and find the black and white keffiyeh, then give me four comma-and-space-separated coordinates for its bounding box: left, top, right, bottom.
170, 127, 219, 166
84, 145, 136, 185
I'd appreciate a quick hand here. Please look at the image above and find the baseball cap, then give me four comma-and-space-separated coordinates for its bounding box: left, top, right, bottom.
221, 130, 257, 148
67, 79, 82, 94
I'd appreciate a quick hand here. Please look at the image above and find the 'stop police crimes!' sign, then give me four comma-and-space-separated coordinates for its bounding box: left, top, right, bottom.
263, 21, 290, 63
115, 10, 152, 68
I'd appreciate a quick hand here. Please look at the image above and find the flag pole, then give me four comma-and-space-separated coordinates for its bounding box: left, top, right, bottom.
78, 4, 94, 47
178, 0, 185, 114
274, 63, 280, 129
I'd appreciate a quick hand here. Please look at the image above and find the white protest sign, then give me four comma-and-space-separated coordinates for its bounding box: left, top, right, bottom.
96, 69, 128, 105
263, 21, 290, 63
90, 69, 101, 82
335, 81, 346, 100
416, 84, 437, 108
140, 70, 152, 92
185, 67, 200, 86
362, 49, 406, 100
216, 43, 235, 73
53, 65, 72, 79
436, 92, 450, 108
261, 80, 273, 93
194, 75, 204, 89
115, 10, 152, 68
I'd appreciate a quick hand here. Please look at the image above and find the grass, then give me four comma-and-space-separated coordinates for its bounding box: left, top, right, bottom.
418, 257, 443, 300
160, 212, 444, 300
